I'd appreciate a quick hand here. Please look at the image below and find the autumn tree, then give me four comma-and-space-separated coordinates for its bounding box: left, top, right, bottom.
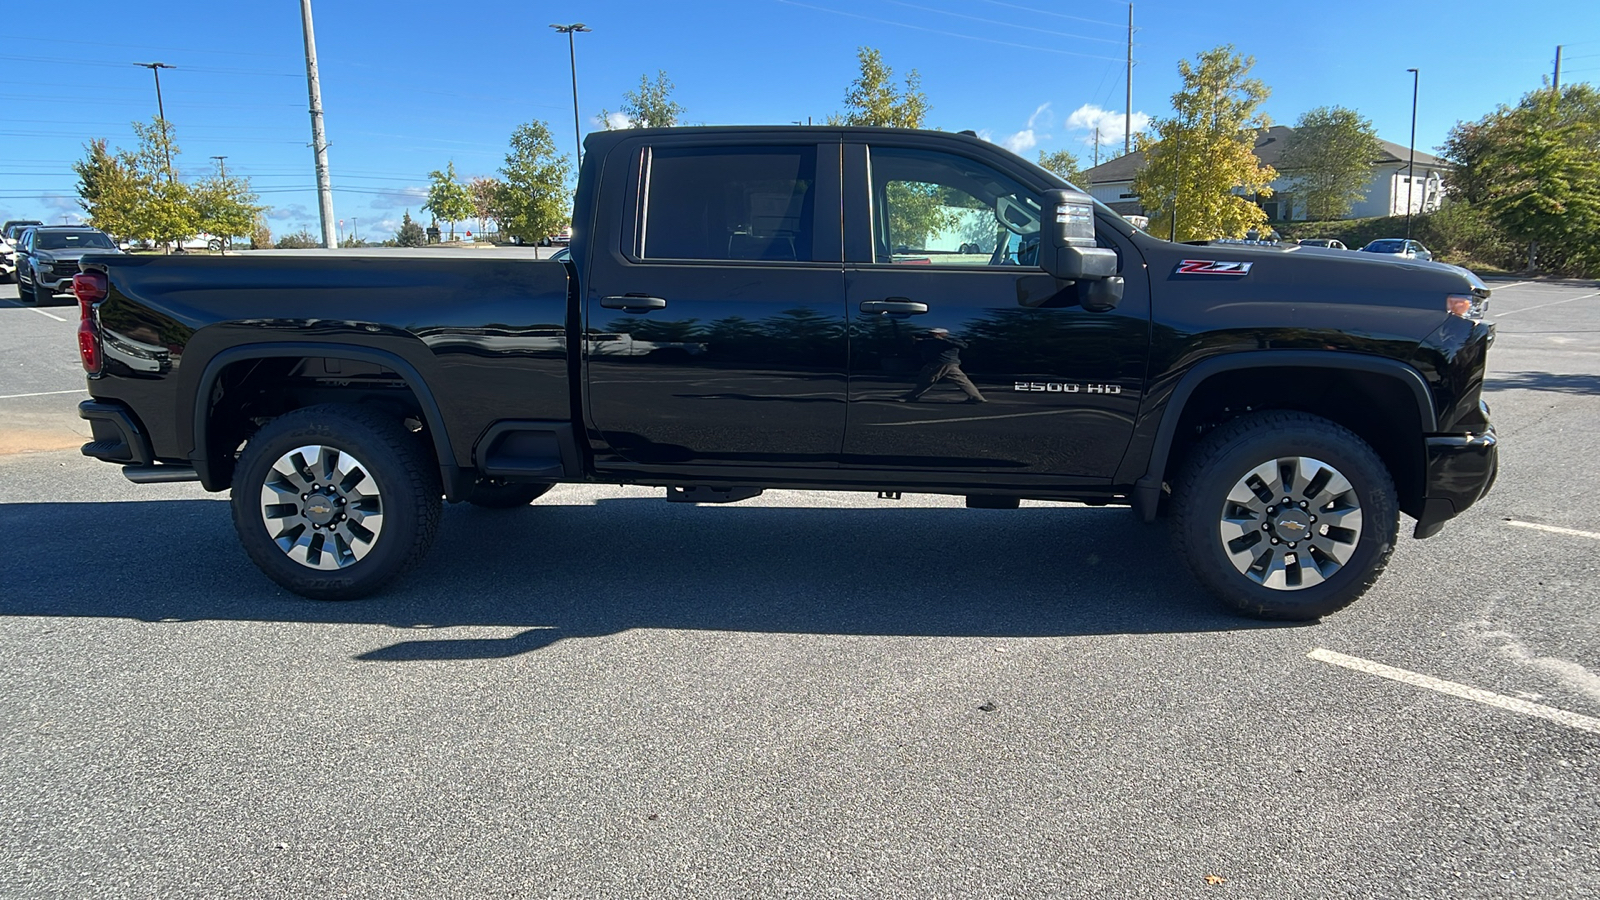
832, 47, 928, 128
600, 71, 686, 129
497, 121, 573, 245
423, 161, 475, 241
1278, 106, 1382, 220
72, 138, 141, 239
1036, 149, 1086, 186
1131, 46, 1276, 241
467, 176, 504, 236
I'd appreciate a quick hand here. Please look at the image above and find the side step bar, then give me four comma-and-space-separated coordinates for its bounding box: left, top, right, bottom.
123, 464, 200, 484
666, 485, 764, 504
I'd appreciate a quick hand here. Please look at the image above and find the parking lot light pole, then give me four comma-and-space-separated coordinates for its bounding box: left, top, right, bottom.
1406, 67, 1418, 241
134, 62, 176, 181
550, 23, 591, 164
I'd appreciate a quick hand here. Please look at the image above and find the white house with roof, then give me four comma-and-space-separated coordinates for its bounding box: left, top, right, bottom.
1079, 125, 1446, 222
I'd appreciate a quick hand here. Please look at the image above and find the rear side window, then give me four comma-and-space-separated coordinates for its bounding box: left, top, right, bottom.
641, 146, 815, 262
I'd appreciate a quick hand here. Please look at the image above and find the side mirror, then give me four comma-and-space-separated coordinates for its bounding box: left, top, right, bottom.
1041, 188, 1118, 282
118, 242, 130, 251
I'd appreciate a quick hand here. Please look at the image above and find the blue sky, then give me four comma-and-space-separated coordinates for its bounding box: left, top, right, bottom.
4, 0, 1597, 240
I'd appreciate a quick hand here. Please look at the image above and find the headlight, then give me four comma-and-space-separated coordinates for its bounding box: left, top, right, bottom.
1447, 293, 1487, 320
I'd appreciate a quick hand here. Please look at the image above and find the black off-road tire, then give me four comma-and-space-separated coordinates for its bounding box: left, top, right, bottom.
1171, 411, 1398, 621
16, 276, 35, 304
231, 404, 441, 600
465, 480, 554, 509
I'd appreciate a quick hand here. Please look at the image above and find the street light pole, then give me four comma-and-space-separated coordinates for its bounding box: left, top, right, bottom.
1406, 67, 1419, 241
550, 23, 591, 164
135, 62, 176, 181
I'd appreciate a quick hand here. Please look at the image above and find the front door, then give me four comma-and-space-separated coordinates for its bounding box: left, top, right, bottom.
583, 140, 848, 470
842, 144, 1149, 479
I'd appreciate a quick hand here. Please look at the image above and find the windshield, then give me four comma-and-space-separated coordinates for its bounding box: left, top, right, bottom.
36, 231, 116, 251
1364, 239, 1405, 252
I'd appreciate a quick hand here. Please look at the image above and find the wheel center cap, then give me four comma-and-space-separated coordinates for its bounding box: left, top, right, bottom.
1274, 509, 1311, 538
304, 494, 338, 525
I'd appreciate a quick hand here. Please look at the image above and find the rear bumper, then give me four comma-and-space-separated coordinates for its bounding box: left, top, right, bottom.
1413, 425, 1498, 538
80, 399, 153, 465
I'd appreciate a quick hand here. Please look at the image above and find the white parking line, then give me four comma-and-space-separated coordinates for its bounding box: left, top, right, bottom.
0, 388, 87, 400
1506, 520, 1600, 540
26, 307, 67, 322
1309, 648, 1600, 736
1493, 280, 1531, 290
1494, 291, 1600, 317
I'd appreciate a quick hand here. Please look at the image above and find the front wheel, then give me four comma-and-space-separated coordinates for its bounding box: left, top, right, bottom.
231, 404, 441, 600
16, 273, 35, 304
1171, 412, 1397, 621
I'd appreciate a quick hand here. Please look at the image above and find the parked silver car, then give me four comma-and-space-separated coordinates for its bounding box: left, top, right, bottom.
1297, 238, 1347, 250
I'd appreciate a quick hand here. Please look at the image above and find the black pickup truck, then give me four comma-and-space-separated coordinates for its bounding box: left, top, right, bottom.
70, 126, 1497, 620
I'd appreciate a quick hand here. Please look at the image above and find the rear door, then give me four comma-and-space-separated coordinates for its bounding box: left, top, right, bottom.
841, 141, 1150, 479
582, 135, 848, 471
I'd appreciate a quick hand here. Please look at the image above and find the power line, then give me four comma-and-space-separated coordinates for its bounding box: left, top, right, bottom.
771, 0, 1124, 61
876, 0, 1124, 45
973, 0, 1122, 27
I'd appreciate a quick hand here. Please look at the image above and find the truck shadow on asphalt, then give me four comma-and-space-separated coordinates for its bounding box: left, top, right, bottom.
1485, 371, 1600, 396
1, 495, 1294, 659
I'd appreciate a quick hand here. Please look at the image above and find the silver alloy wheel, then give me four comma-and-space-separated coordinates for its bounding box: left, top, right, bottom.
258, 444, 384, 570
1218, 455, 1363, 590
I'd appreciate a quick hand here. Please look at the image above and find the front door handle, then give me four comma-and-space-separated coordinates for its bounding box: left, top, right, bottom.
859, 298, 929, 315
601, 294, 668, 312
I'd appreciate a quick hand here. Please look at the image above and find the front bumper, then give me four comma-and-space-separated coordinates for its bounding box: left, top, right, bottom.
35, 269, 76, 294
1412, 424, 1498, 539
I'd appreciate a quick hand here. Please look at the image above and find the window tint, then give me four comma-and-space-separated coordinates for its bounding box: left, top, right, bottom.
869, 147, 1042, 267
37, 231, 115, 251
642, 146, 816, 262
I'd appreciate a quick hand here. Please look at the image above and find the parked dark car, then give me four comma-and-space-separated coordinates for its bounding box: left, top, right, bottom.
1360, 238, 1432, 261
14, 225, 121, 303
70, 126, 1497, 621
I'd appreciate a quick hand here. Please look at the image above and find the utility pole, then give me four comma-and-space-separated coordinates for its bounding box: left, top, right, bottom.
1125, 3, 1134, 156
210, 155, 227, 177
551, 24, 592, 164
1406, 68, 1419, 241
299, 0, 337, 249
1554, 45, 1563, 94
135, 62, 176, 181
1093, 125, 1100, 168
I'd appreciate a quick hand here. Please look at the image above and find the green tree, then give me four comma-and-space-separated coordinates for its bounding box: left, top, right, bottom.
1131, 46, 1277, 241
832, 47, 929, 128
72, 138, 141, 239
275, 229, 320, 249
600, 71, 686, 129
1036, 149, 1086, 186
1278, 106, 1383, 220
497, 121, 573, 245
394, 210, 427, 247
423, 161, 475, 241
193, 160, 266, 252
1442, 84, 1600, 274
250, 216, 273, 250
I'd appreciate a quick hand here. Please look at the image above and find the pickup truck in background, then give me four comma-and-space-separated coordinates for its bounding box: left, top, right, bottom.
69, 126, 1498, 621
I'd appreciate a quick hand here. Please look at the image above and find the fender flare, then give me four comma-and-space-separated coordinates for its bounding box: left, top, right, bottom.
189, 342, 462, 496
1129, 350, 1436, 521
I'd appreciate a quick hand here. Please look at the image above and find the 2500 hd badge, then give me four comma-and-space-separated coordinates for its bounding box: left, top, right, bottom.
1013, 382, 1123, 394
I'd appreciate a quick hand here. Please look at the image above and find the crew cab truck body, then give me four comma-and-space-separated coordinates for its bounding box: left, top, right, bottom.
72, 126, 1498, 620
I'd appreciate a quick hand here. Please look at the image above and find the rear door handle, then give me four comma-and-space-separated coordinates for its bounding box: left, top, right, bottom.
859, 298, 929, 315
600, 294, 668, 312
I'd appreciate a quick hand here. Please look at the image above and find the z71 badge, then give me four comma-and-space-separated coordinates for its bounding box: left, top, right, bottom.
1176, 259, 1253, 276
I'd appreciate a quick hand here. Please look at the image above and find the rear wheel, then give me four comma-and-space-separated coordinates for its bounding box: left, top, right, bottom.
231, 404, 441, 600
1171, 411, 1397, 621
465, 480, 554, 509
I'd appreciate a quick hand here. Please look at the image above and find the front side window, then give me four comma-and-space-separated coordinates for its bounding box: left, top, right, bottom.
869, 148, 1042, 267
641, 146, 816, 262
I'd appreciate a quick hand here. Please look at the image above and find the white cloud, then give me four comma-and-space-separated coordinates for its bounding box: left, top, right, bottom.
1002, 130, 1040, 154
1026, 102, 1052, 131
596, 112, 631, 130
1065, 104, 1151, 149
975, 128, 995, 143
268, 204, 310, 222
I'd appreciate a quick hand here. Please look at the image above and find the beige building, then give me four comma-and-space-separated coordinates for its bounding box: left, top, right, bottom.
1080, 125, 1446, 222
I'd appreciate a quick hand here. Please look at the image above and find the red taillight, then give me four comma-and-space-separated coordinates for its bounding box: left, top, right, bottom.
73, 272, 107, 375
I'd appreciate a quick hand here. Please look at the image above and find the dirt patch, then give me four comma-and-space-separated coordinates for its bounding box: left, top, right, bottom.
0, 426, 90, 455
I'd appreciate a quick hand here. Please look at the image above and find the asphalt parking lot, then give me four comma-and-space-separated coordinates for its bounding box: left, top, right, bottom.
2, 276, 1597, 898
